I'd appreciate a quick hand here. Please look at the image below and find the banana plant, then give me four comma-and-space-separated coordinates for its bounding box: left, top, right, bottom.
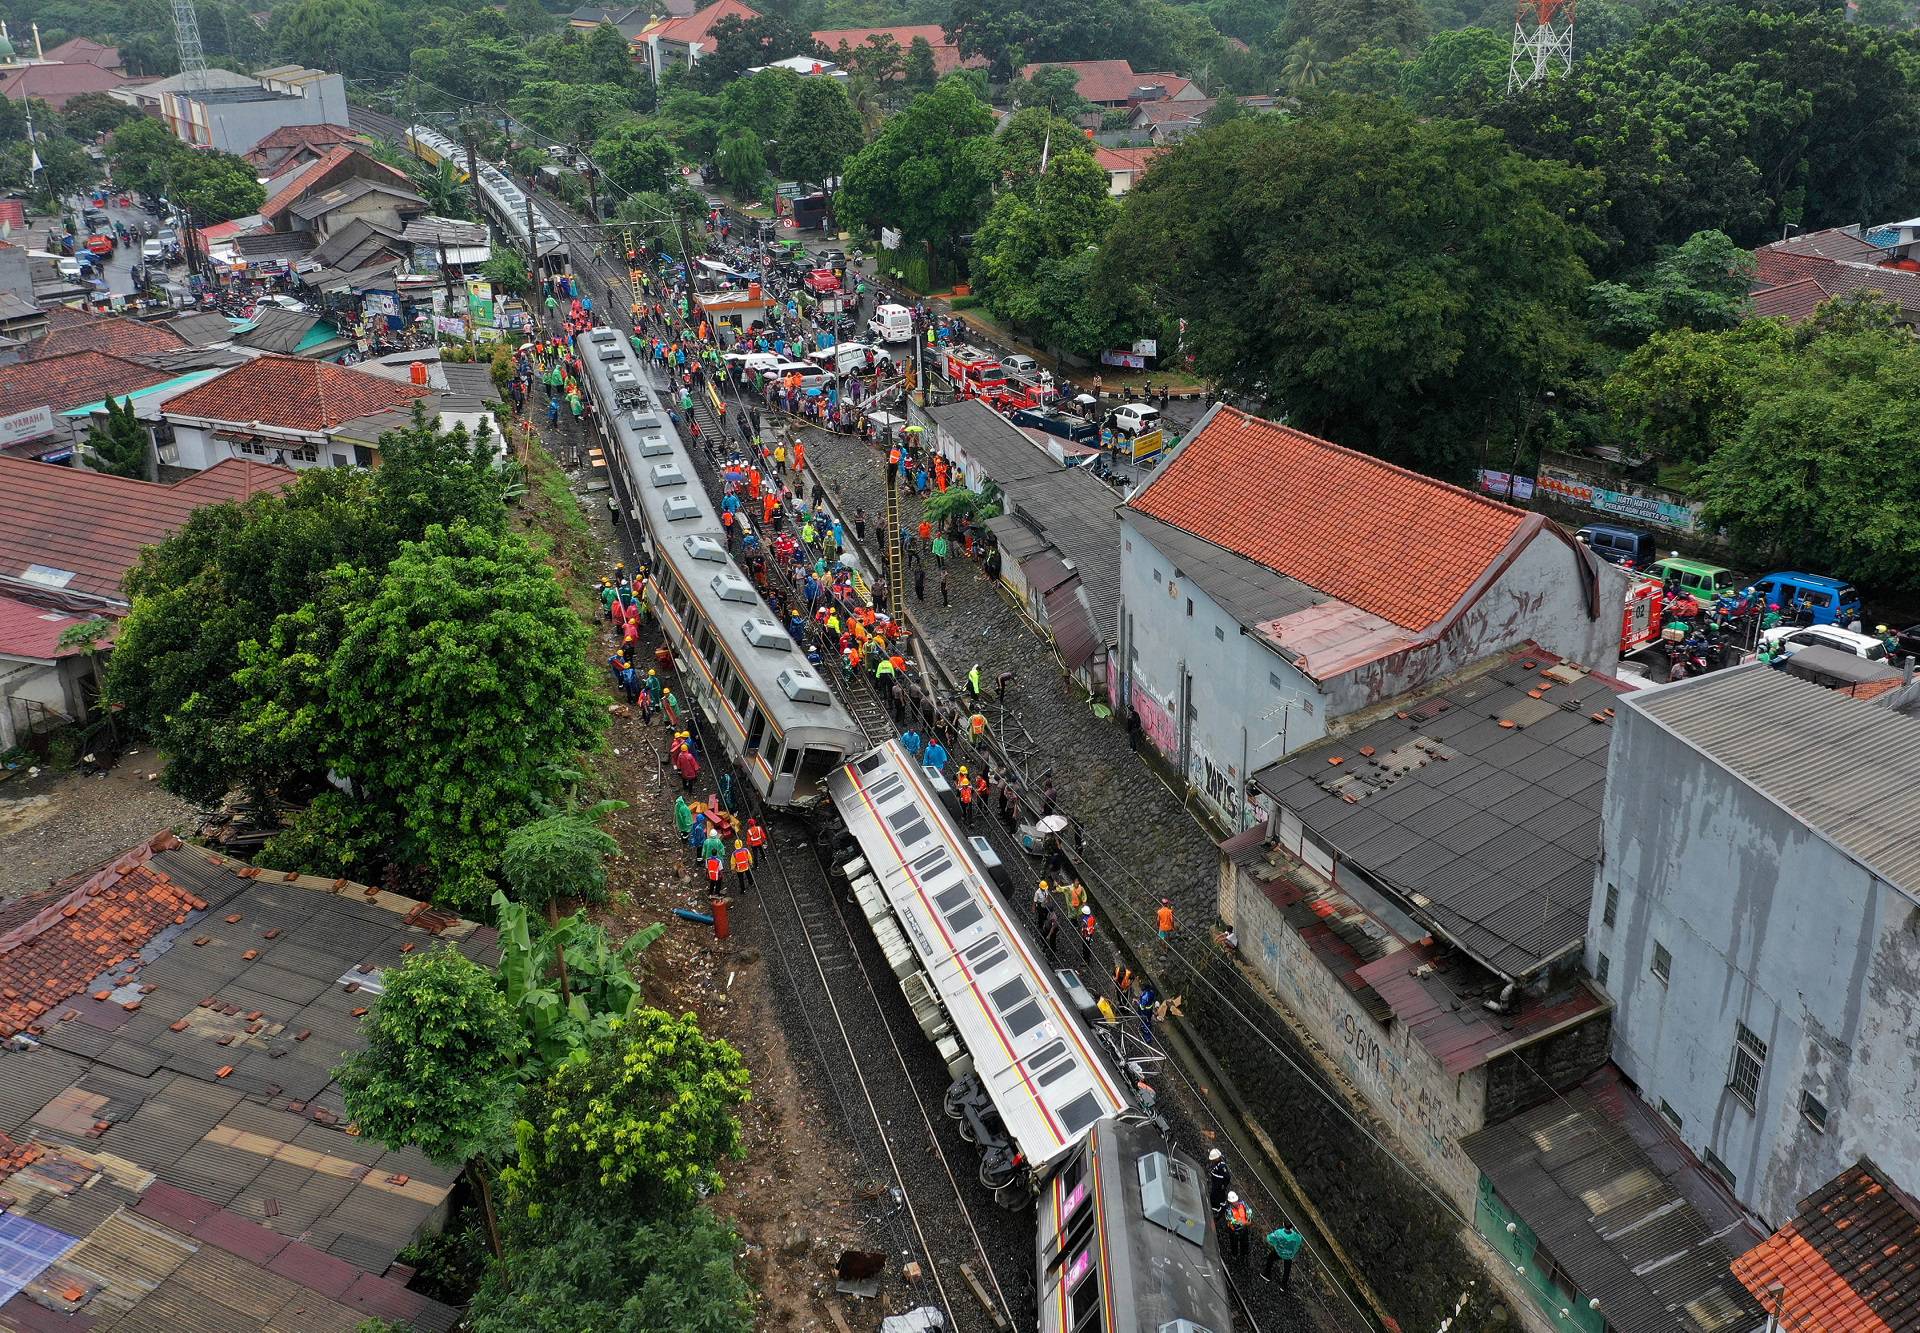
494, 891, 665, 1073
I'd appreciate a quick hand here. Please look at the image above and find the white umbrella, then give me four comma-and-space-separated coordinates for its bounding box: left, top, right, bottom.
1036, 814, 1070, 834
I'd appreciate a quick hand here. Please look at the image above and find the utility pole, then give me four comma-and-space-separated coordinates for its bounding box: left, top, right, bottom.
582, 160, 600, 221
461, 121, 485, 223
522, 174, 541, 280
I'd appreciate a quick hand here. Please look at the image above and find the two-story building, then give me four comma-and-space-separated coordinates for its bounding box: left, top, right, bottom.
1119, 406, 1627, 829
1590, 665, 1920, 1229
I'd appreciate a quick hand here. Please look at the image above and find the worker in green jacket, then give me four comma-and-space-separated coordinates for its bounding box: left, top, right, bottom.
1263, 1225, 1303, 1289
674, 796, 693, 842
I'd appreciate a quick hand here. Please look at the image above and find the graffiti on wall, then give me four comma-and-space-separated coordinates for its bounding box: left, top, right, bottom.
1133, 688, 1179, 758
1334, 1010, 1457, 1164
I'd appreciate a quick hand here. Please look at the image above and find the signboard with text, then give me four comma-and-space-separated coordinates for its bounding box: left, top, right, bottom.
0, 405, 56, 447
1536, 462, 1704, 533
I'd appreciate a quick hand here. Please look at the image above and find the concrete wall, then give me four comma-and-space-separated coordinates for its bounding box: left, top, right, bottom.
1228, 857, 1490, 1208
1116, 516, 1625, 828
1321, 533, 1626, 718
1591, 698, 1920, 1226
166, 423, 337, 472
1116, 513, 1326, 829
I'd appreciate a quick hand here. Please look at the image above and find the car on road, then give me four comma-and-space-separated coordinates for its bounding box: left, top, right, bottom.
1761, 624, 1889, 663
868, 303, 913, 343
140, 239, 166, 262
1107, 401, 1162, 437
1576, 522, 1656, 570
1750, 571, 1860, 627
82, 208, 108, 227
1648, 555, 1740, 601
84, 233, 114, 256
807, 342, 894, 377
56, 256, 85, 281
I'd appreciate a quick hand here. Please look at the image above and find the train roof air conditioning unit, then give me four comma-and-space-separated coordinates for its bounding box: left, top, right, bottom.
1137, 1151, 1208, 1245
663, 493, 700, 521
650, 462, 687, 488
683, 535, 727, 564
710, 572, 757, 604
741, 619, 792, 651
777, 667, 832, 705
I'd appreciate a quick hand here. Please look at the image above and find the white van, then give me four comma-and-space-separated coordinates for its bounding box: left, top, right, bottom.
868, 303, 913, 343
1108, 402, 1162, 437
808, 342, 895, 377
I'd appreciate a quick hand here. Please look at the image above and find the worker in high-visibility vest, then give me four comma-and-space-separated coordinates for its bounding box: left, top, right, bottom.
730, 840, 754, 894
956, 767, 976, 825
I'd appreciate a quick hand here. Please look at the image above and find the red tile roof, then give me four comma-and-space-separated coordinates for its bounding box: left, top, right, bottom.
163, 354, 433, 432
0, 456, 293, 602
1127, 408, 1530, 632
258, 144, 407, 223
1094, 146, 1162, 174
1027, 59, 1192, 104
0, 594, 115, 662
1751, 275, 1836, 324
0, 61, 127, 108
811, 24, 979, 74
0, 349, 176, 417
25, 313, 188, 363
42, 36, 125, 69
1732, 1158, 1920, 1333
0, 831, 202, 1039
652, 0, 761, 46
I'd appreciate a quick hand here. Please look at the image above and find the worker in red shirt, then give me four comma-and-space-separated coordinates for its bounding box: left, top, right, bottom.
1157, 898, 1177, 941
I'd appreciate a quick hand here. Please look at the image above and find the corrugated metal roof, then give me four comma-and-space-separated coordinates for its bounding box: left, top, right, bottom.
1254, 648, 1622, 977
926, 399, 1056, 484
1463, 1090, 1765, 1333
1044, 578, 1099, 669
1632, 667, 1920, 901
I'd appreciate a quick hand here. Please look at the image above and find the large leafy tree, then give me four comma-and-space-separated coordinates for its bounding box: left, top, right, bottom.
719, 67, 801, 146
1099, 99, 1597, 478
251, 521, 603, 909
510, 82, 634, 148
502, 1010, 750, 1220
272, 0, 398, 78
61, 92, 138, 139
713, 128, 769, 197
494, 892, 662, 1073
1485, 3, 1920, 265
1603, 319, 1791, 473
972, 150, 1119, 337
690, 14, 820, 92
167, 150, 265, 223
781, 78, 864, 185
1587, 230, 1754, 347
336, 947, 527, 1258
594, 123, 683, 197
107, 119, 184, 198
1278, 0, 1428, 60
468, 1209, 753, 1333
837, 76, 996, 258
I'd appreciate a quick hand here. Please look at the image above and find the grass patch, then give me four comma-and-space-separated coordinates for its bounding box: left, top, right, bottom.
519, 446, 600, 615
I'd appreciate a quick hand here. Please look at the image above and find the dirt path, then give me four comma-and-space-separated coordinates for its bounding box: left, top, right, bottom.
0, 757, 196, 899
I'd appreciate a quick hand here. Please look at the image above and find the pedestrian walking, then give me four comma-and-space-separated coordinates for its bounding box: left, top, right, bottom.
957, 766, 976, 824
1263, 1225, 1303, 1289
1157, 897, 1177, 941
915, 566, 926, 602
1042, 906, 1062, 951
1032, 881, 1050, 931
939, 569, 949, 607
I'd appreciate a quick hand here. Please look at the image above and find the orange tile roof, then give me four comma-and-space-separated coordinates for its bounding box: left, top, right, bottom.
258, 144, 406, 223
0, 349, 177, 417
0, 831, 203, 1039
1094, 146, 1162, 173
1732, 1159, 1920, 1333
0, 456, 293, 602
811, 24, 980, 74
162, 354, 433, 432
1127, 408, 1530, 632
1026, 59, 1192, 104
652, 0, 761, 46
25, 313, 188, 363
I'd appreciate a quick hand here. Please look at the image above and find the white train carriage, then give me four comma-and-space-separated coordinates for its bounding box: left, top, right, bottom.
829, 740, 1128, 1197
578, 329, 863, 806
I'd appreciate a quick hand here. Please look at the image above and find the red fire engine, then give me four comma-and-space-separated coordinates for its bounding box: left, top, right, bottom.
942, 345, 1006, 400
1621, 574, 1664, 657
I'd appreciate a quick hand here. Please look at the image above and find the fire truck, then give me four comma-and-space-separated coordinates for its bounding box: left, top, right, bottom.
942, 344, 1006, 400
1621, 574, 1664, 657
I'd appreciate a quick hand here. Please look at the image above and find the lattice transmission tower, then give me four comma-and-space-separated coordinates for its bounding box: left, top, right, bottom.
172, 0, 209, 92
1508, 0, 1574, 93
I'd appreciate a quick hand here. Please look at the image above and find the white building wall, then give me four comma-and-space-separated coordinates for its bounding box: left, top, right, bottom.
1591, 696, 1920, 1226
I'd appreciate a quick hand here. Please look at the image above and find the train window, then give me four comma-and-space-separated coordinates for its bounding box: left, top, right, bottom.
912, 846, 951, 877
746, 709, 766, 753
1058, 1092, 1105, 1137
990, 978, 1031, 1012
886, 801, 926, 833
778, 746, 801, 776
962, 936, 1006, 974
1002, 1000, 1044, 1037
893, 817, 930, 847
865, 772, 903, 803
856, 751, 888, 774
935, 886, 972, 916
946, 903, 984, 933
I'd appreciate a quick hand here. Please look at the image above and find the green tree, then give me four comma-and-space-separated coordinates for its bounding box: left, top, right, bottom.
1603, 319, 1792, 472
505, 0, 553, 39
107, 119, 184, 198
481, 251, 531, 298
1279, 37, 1330, 90
510, 82, 633, 147
594, 122, 683, 196
782, 78, 864, 185
335, 947, 527, 1259
83, 397, 149, 480
1399, 25, 1508, 113
272, 0, 398, 78
837, 76, 996, 258
467, 1209, 754, 1333
1008, 65, 1090, 117
1322, 41, 1406, 95
719, 67, 802, 145
369, 404, 510, 539
713, 128, 769, 197
253, 522, 604, 910
500, 804, 624, 912
1279, 0, 1428, 60
61, 92, 138, 139
168, 150, 265, 223
1587, 230, 1754, 346
690, 14, 820, 92
841, 31, 903, 83
972, 151, 1118, 330
904, 35, 938, 90
1099, 100, 1596, 478
502, 1009, 750, 1220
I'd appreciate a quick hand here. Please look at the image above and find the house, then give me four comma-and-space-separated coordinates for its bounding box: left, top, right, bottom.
158, 354, 438, 473
1118, 406, 1626, 828
259, 145, 417, 233
1130, 96, 1214, 144
1092, 145, 1161, 196
1589, 665, 1920, 1228
25, 310, 188, 363
242, 121, 362, 174
147, 64, 347, 153
1731, 1157, 1920, 1329
231, 305, 353, 359
0, 458, 291, 742
0, 59, 130, 109
0, 350, 178, 462
1230, 646, 1626, 1206
0, 832, 478, 1330
39, 35, 126, 73
284, 177, 428, 240
811, 24, 976, 77
403, 216, 491, 275
0, 290, 47, 349
636, 0, 762, 84
1461, 1068, 1766, 1333
1023, 59, 1199, 108
1747, 226, 1920, 325
567, 2, 669, 38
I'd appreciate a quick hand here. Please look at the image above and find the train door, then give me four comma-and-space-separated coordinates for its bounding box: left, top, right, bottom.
796, 746, 843, 794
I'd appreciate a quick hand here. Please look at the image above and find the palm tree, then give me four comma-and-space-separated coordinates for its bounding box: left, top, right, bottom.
1281, 38, 1328, 92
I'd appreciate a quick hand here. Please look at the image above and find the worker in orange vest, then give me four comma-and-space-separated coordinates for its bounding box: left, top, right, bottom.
792, 439, 806, 473
1222, 1193, 1252, 1261
730, 840, 754, 893
705, 852, 723, 887
745, 817, 767, 852
956, 766, 975, 825
1157, 897, 1177, 940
